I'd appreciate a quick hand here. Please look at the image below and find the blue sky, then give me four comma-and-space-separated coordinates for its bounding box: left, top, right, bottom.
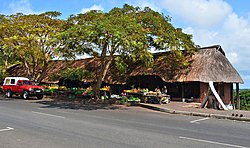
1, 0, 250, 88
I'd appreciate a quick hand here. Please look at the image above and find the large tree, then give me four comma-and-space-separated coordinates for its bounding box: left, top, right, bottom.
57, 4, 198, 98
1, 12, 66, 83
0, 15, 21, 78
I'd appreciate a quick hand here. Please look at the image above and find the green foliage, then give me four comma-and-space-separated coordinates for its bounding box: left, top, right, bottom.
128, 96, 141, 101
0, 12, 66, 82
44, 88, 58, 94
234, 90, 250, 110
0, 66, 8, 79
120, 96, 128, 104
56, 4, 197, 97
0, 4, 198, 92
115, 56, 128, 74
50, 67, 95, 81
0, 15, 17, 68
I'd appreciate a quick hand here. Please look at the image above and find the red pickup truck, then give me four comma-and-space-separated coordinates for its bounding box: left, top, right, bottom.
3, 77, 44, 99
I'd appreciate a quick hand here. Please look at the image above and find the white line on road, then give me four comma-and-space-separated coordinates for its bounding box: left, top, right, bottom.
0, 127, 14, 132
32, 111, 65, 119
190, 117, 210, 124
179, 136, 248, 148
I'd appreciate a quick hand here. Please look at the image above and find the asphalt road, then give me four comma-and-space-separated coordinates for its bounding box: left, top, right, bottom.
0, 96, 250, 148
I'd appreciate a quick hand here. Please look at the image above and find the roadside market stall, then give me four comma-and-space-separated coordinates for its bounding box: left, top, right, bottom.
122, 88, 170, 105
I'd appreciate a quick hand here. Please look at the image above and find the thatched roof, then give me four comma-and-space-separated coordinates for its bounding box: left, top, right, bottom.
174, 45, 243, 83
127, 45, 243, 84
42, 58, 100, 83
7, 45, 243, 84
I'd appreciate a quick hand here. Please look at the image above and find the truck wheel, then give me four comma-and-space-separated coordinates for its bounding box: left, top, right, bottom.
6, 90, 12, 98
37, 95, 43, 100
22, 91, 29, 99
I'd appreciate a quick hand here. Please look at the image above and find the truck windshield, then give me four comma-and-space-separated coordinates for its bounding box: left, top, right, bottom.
23, 81, 36, 85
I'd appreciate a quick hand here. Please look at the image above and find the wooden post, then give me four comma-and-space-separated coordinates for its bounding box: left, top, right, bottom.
200, 86, 211, 108
236, 83, 240, 109
230, 83, 234, 109
181, 82, 184, 100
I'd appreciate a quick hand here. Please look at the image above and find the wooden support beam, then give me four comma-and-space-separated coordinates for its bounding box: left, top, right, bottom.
236, 83, 240, 109
230, 83, 234, 109
181, 82, 184, 99
200, 86, 211, 108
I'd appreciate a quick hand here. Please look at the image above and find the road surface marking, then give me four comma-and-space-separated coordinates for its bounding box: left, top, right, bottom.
0, 127, 14, 132
32, 111, 65, 119
179, 136, 247, 148
190, 117, 210, 124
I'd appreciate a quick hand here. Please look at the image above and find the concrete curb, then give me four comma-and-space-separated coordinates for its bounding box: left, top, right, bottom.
139, 103, 250, 122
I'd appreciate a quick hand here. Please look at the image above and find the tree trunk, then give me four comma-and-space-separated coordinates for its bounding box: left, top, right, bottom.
93, 44, 106, 99
102, 58, 112, 80
4, 59, 9, 69
94, 56, 113, 99
36, 59, 48, 84
21, 57, 32, 79
93, 39, 116, 99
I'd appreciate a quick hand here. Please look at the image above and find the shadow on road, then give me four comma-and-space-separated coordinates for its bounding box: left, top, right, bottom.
0, 94, 42, 101
34, 100, 127, 111
0, 94, 128, 111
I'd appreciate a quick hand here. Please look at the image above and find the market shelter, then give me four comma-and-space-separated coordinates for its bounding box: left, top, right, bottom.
127, 45, 243, 107
6, 45, 243, 108
175, 45, 243, 107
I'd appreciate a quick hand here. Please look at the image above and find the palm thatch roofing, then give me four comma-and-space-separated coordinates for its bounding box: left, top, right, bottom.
7, 45, 243, 84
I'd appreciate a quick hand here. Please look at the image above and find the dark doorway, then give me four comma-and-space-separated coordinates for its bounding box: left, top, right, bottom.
125, 75, 165, 91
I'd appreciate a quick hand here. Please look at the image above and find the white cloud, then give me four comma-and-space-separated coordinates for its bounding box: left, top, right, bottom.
155, 0, 250, 87
227, 52, 239, 64
242, 75, 250, 81
131, 0, 162, 12
223, 13, 250, 32
3, 0, 35, 14
160, 0, 232, 28
219, 13, 250, 71
80, 4, 104, 13
183, 27, 194, 34
185, 28, 250, 86
183, 28, 219, 46
127, 0, 250, 87
183, 12, 250, 72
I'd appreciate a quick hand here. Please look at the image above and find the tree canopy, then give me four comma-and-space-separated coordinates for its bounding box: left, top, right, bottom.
0, 4, 198, 98
56, 4, 198, 97
50, 67, 95, 82
0, 12, 66, 82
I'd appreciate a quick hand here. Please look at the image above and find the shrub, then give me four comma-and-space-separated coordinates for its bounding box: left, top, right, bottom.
234, 89, 250, 110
